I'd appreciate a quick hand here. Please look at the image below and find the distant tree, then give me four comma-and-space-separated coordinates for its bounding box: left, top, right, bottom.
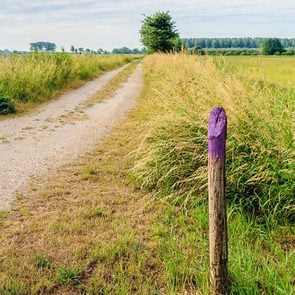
70, 45, 75, 53
132, 48, 140, 54
187, 46, 205, 55
78, 47, 84, 54
140, 11, 181, 53
85, 48, 91, 53
212, 38, 220, 48
96, 48, 104, 54
30, 42, 56, 52
111, 47, 145, 54
112, 47, 133, 54
261, 38, 285, 55
181, 37, 295, 50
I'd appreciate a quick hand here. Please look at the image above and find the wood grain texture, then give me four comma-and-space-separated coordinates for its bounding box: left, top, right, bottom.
208, 107, 228, 295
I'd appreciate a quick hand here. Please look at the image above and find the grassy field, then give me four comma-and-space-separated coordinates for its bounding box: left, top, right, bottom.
0, 53, 140, 115
0, 54, 294, 294
214, 55, 295, 87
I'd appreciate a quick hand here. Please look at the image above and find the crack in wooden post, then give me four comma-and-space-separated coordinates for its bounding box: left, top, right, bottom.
208, 107, 228, 295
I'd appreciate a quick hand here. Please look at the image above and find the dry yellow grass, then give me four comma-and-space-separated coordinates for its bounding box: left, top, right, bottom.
0, 118, 163, 294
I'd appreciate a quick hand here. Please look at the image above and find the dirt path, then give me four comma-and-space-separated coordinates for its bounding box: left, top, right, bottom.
0, 64, 143, 210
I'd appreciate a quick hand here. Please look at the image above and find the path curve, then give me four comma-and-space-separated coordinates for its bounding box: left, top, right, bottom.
0, 64, 143, 210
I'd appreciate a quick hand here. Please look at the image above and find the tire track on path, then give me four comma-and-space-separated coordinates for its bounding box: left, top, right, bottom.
0, 64, 143, 209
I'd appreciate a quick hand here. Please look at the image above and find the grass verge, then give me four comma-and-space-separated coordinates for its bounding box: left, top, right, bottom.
0, 53, 141, 116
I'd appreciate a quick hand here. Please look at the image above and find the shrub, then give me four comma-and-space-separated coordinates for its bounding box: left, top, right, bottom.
261, 38, 285, 55
0, 97, 15, 115
33, 253, 50, 269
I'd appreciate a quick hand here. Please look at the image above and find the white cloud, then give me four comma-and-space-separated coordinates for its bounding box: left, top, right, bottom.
0, 0, 294, 50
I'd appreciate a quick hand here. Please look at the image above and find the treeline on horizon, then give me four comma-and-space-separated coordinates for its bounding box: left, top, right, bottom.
182, 37, 295, 49
0, 43, 146, 55
70, 45, 146, 55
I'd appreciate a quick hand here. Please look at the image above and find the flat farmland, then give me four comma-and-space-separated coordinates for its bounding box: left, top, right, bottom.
216, 55, 295, 87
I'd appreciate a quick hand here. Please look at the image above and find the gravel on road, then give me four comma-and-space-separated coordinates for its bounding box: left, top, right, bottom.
0, 64, 143, 210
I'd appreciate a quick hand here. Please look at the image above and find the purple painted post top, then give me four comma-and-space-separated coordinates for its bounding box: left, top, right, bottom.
208, 107, 227, 160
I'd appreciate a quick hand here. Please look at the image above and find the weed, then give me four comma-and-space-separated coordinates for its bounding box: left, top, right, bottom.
33, 253, 50, 269
57, 266, 82, 286
89, 208, 104, 218
81, 164, 99, 180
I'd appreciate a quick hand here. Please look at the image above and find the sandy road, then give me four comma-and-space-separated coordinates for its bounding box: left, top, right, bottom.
0, 64, 143, 210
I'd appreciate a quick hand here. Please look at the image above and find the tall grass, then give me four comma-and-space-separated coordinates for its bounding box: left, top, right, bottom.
0, 53, 138, 111
215, 55, 295, 87
132, 54, 294, 223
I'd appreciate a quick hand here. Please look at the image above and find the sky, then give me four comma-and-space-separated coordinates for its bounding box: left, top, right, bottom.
0, 0, 294, 51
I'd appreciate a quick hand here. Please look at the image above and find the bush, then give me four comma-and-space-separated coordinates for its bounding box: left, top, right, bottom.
205, 48, 260, 56
283, 50, 295, 56
0, 97, 15, 115
261, 38, 285, 55
188, 46, 205, 55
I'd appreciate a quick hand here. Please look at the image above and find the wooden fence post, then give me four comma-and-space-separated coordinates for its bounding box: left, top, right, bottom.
208, 107, 228, 295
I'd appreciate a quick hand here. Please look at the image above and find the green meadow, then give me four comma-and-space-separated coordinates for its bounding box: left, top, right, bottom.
216, 55, 295, 87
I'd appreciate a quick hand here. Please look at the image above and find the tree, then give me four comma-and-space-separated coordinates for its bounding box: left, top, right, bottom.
132, 48, 140, 54
140, 11, 181, 53
212, 38, 220, 48
70, 45, 75, 53
261, 38, 285, 55
112, 47, 133, 54
30, 42, 56, 52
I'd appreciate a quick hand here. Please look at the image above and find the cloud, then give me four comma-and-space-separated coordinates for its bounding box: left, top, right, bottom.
0, 0, 294, 50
